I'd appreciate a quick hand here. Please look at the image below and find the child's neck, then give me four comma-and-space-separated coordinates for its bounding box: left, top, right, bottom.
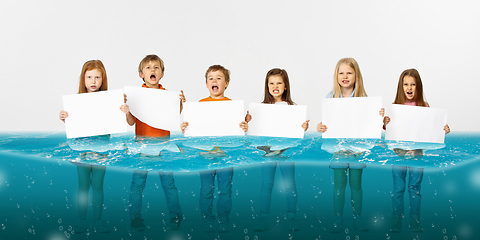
145, 82, 160, 89
273, 96, 283, 103
210, 94, 225, 99
340, 87, 354, 97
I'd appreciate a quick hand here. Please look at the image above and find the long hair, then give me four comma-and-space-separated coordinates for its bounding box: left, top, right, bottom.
262, 68, 294, 105
331, 58, 367, 98
78, 60, 108, 93
393, 68, 426, 106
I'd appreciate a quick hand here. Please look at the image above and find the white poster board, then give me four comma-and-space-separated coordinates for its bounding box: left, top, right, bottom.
62, 89, 127, 139
124, 86, 181, 131
385, 104, 447, 143
322, 97, 383, 139
247, 103, 307, 138
182, 100, 245, 137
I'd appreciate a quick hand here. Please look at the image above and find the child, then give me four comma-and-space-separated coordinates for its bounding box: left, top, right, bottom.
383, 68, 450, 232
252, 68, 309, 232
317, 58, 382, 232
121, 54, 185, 231
181, 65, 248, 233
59, 59, 113, 233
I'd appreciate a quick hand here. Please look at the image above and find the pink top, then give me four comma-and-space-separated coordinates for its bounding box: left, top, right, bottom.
404, 101, 429, 107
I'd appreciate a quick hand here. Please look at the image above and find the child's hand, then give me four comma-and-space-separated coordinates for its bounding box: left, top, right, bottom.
245, 111, 252, 122
302, 120, 310, 131
59, 110, 68, 122
379, 108, 385, 117
181, 122, 189, 133
179, 90, 186, 113
240, 121, 248, 132
179, 90, 186, 103
120, 104, 130, 114
317, 122, 327, 133
123, 94, 128, 103
383, 116, 390, 127
444, 124, 450, 134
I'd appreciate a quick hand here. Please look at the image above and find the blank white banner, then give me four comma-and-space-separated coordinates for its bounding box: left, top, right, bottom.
247, 103, 307, 138
124, 86, 181, 132
322, 97, 383, 139
63, 89, 127, 139
182, 100, 245, 137
385, 104, 447, 143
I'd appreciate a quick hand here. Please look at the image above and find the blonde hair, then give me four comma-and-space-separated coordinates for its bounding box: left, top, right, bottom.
78, 60, 107, 94
331, 58, 367, 98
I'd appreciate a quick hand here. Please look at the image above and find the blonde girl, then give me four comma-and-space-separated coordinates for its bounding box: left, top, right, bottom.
317, 58, 377, 232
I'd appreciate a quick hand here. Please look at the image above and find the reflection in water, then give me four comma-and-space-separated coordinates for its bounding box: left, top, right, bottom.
0, 133, 480, 239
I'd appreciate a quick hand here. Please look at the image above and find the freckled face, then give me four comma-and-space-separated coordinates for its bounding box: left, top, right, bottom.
84, 69, 103, 92
403, 76, 416, 101
267, 75, 286, 102
206, 70, 229, 99
337, 64, 356, 89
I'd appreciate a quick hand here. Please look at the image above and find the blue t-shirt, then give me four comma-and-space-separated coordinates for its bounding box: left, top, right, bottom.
326, 89, 356, 98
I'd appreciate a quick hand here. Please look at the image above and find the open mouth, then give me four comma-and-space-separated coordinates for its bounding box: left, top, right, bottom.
211, 85, 219, 91
150, 74, 156, 81
273, 89, 279, 94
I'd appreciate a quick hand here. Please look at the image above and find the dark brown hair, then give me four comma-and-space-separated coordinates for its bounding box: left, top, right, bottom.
262, 68, 294, 105
393, 68, 426, 106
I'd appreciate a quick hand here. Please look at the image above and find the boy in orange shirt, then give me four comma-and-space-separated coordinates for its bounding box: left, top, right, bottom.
121, 54, 185, 231
181, 65, 248, 233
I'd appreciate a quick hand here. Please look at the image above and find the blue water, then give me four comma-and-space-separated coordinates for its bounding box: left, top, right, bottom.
0, 132, 479, 239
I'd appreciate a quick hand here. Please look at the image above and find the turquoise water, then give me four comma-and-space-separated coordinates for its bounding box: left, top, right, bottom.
0, 132, 479, 239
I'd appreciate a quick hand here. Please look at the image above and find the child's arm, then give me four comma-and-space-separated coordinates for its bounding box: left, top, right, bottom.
179, 90, 186, 113
120, 94, 136, 126
317, 122, 327, 133
302, 120, 310, 131
59, 110, 68, 122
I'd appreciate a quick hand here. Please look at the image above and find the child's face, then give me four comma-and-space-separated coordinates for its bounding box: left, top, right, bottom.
403, 76, 416, 101
267, 75, 286, 102
206, 70, 229, 99
337, 64, 356, 89
139, 61, 164, 88
84, 69, 103, 93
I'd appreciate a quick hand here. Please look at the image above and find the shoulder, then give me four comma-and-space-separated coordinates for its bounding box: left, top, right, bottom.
325, 91, 333, 98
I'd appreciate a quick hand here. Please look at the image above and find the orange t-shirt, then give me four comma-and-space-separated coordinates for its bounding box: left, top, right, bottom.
199, 96, 231, 102
135, 83, 170, 138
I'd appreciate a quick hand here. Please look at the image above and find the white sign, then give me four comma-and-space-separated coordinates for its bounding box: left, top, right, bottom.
385, 104, 447, 143
322, 97, 383, 139
182, 100, 246, 137
63, 89, 127, 139
247, 103, 307, 138
124, 86, 181, 131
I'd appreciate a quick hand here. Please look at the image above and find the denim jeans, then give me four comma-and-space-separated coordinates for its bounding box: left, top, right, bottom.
392, 165, 423, 216
129, 170, 182, 220
259, 162, 297, 215
199, 167, 233, 223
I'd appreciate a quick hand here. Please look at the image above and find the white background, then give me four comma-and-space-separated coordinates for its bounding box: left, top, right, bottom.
1, 0, 478, 132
